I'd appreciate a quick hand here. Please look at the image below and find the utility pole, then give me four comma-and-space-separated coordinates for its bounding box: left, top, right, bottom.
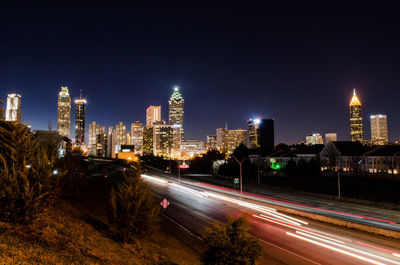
233, 155, 246, 197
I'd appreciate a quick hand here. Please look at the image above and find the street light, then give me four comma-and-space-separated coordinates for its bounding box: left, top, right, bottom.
232, 155, 246, 197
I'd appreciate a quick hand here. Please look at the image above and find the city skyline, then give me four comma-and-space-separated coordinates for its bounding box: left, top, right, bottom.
1, 2, 400, 144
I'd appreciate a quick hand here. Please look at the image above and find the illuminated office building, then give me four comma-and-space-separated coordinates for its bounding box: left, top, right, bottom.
349, 89, 363, 142
143, 126, 154, 155
247, 118, 261, 149
370, 114, 388, 145
153, 122, 173, 158
146, 105, 161, 126
115, 122, 127, 145
88, 121, 105, 156
168, 86, 184, 139
207, 135, 217, 151
57, 86, 71, 138
226, 129, 247, 153
181, 140, 205, 158
216, 128, 227, 152
171, 124, 182, 158
325, 133, 337, 143
5, 93, 21, 122
247, 118, 274, 154
306, 133, 323, 145
74, 94, 86, 146
131, 121, 144, 154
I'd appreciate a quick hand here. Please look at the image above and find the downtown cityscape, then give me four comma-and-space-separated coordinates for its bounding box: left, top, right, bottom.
1, 2, 400, 265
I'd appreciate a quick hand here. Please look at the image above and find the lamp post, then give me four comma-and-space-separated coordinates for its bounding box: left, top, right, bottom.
232, 155, 246, 197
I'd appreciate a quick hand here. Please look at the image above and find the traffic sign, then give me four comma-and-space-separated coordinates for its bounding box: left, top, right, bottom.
234, 178, 239, 184
178, 163, 189, 169
160, 198, 170, 209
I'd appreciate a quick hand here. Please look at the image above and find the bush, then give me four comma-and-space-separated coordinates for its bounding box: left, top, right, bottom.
201, 215, 262, 265
108, 166, 160, 242
0, 121, 63, 224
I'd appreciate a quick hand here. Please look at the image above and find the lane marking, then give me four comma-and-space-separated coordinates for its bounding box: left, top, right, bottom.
259, 239, 322, 265
161, 213, 204, 241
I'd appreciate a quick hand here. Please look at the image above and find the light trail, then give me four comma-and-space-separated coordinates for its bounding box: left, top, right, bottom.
169, 183, 208, 198
296, 231, 400, 265
355, 241, 400, 257
287, 232, 386, 265
196, 182, 398, 224
141, 174, 168, 184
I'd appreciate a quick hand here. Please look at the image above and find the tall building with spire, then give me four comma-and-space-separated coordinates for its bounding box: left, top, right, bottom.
57, 86, 71, 138
168, 86, 184, 139
349, 88, 363, 142
75, 92, 87, 146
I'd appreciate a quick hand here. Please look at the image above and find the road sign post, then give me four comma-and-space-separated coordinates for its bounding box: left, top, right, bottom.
178, 163, 189, 182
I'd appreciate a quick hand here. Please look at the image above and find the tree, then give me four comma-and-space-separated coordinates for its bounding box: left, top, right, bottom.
201, 215, 262, 265
108, 165, 160, 242
0, 121, 63, 224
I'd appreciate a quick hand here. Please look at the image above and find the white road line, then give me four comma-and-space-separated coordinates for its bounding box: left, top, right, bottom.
259, 239, 322, 265
161, 213, 204, 241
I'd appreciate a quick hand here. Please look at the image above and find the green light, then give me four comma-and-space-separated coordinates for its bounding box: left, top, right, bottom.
271, 162, 281, 170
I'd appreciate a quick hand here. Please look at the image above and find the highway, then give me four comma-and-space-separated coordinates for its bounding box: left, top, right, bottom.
143, 172, 400, 265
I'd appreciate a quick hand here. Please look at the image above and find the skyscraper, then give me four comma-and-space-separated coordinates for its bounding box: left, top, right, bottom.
247, 118, 274, 154
168, 86, 184, 139
325, 133, 337, 143
153, 122, 173, 158
146, 105, 161, 126
216, 128, 227, 152
207, 135, 217, 151
247, 118, 261, 149
115, 122, 127, 145
74, 93, 86, 146
306, 133, 324, 145
143, 126, 154, 155
57, 86, 71, 138
349, 89, 363, 142
171, 124, 182, 158
5, 93, 21, 122
88, 121, 105, 155
131, 121, 144, 154
226, 129, 248, 153
370, 114, 388, 145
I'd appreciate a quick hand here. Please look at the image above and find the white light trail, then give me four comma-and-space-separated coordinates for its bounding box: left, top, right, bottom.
287, 232, 387, 265
169, 183, 208, 198
141, 174, 168, 184
296, 231, 400, 264
295, 230, 345, 244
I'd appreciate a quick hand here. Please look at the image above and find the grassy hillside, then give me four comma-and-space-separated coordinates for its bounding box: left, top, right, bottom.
0, 201, 202, 264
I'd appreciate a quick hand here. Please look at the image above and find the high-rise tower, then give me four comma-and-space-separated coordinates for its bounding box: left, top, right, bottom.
370, 114, 388, 145
57, 86, 71, 138
75, 92, 87, 146
168, 86, 184, 139
349, 89, 363, 142
5, 93, 21, 122
146, 105, 161, 126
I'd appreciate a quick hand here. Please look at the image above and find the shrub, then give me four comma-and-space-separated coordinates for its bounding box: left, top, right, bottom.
201, 215, 262, 265
108, 167, 160, 242
0, 121, 63, 224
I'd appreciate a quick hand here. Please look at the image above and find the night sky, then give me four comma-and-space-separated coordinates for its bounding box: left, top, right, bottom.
1, 1, 400, 144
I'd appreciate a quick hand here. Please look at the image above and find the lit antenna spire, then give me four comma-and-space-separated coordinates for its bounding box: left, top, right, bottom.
80, 89, 83, 99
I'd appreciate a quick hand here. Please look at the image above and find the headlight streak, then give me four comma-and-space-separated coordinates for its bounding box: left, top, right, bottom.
295, 230, 345, 244
169, 183, 208, 198
295, 231, 400, 265
141, 174, 168, 184
355, 241, 400, 258
286, 232, 386, 265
